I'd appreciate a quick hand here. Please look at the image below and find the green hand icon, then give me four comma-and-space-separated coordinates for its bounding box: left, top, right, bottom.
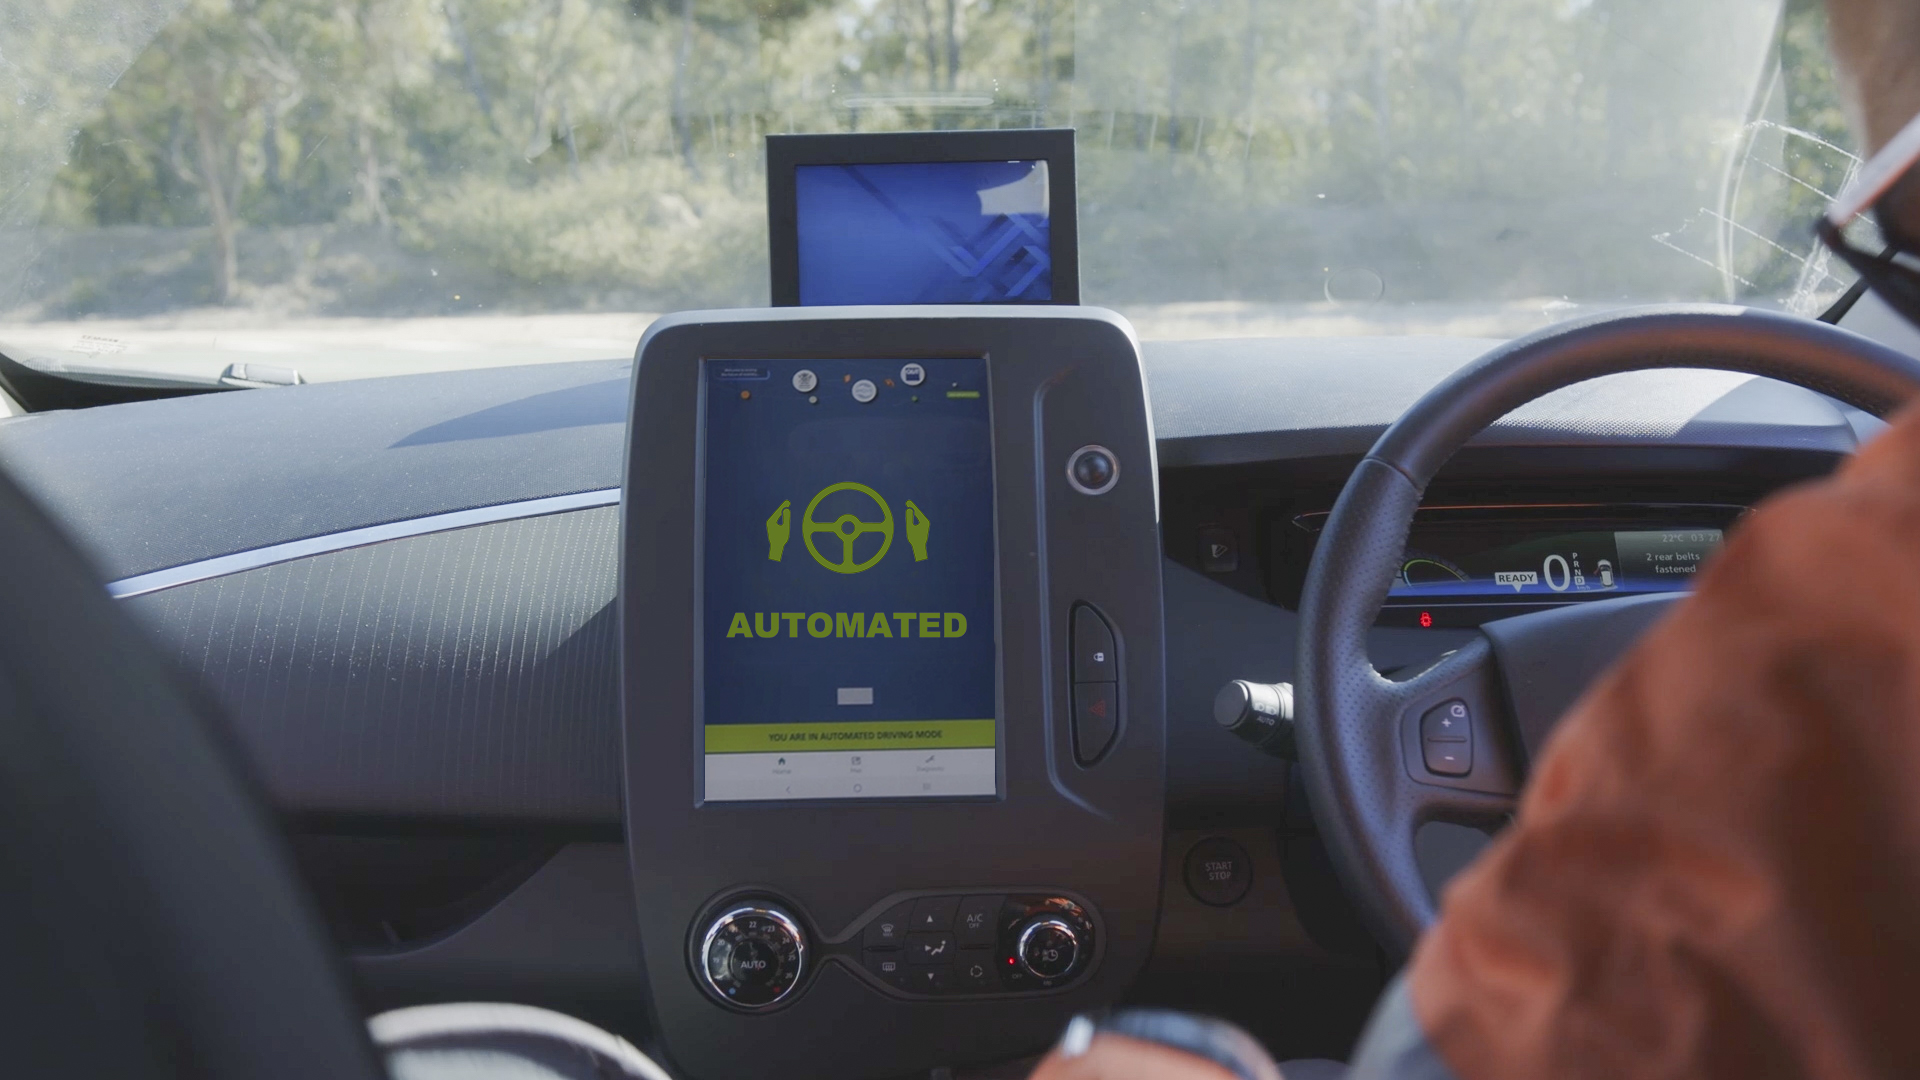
766, 500, 791, 562
905, 500, 930, 562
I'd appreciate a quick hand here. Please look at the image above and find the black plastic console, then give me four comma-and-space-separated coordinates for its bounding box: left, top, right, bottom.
620, 307, 1167, 1080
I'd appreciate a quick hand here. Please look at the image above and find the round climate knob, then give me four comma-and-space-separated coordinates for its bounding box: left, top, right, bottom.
698, 905, 807, 1009
1016, 916, 1080, 980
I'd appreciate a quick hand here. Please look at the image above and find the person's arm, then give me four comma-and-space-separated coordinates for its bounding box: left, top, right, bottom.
1402, 403, 1920, 1079
1828, 0, 1920, 240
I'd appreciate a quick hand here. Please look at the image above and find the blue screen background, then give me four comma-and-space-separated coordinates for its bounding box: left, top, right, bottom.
795, 161, 1052, 305
701, 358, 997, 727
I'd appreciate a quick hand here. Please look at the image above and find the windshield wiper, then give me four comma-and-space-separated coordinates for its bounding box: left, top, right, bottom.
217, 362, 305, 388
0, 348, 237, 412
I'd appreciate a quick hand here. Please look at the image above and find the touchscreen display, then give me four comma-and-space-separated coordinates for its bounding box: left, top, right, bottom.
1386, 526, 1724, 602
700, 358, 997, 802
795, 161, 1052, 305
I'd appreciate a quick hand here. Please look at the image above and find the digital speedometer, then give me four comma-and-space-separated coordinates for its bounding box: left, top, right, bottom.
1279, 502, 1746, 628
1384, 526, 1723, 602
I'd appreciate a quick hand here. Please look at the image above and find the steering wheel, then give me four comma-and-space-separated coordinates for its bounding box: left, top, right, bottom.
803, 481, 895, 573
1294, 304, 1920, 955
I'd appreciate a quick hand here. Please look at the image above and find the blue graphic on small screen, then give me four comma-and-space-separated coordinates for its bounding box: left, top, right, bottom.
795, 160, 1052, 305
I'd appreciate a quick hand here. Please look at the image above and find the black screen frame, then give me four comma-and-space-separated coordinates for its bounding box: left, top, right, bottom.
766, 129, 1080, 307
620, 307, 1166, 1080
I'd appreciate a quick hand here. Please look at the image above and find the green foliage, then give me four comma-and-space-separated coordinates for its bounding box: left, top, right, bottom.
405, 160, 765, 305
8, 0, 1861, 316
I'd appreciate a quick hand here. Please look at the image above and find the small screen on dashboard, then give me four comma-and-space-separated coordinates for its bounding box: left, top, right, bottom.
794, 161, 1052, 305
699, 357, 997, 802
1387, 525, 1724, 602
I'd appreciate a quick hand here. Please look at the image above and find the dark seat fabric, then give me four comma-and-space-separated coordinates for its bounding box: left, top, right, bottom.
374, 1003, 1359, 1080
373, 1003, 674, 1080
0, 463, 383, 1079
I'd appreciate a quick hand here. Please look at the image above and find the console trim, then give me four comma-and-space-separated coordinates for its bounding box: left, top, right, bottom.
105, 488, 622, 598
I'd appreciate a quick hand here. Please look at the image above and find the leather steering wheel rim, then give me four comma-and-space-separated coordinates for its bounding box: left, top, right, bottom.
1293, 303, 1920, 956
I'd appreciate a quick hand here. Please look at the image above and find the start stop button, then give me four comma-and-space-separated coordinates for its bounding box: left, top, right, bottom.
1183, 837, 1252, 907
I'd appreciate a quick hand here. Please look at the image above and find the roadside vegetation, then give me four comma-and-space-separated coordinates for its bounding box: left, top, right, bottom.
0, 0, 1862, 320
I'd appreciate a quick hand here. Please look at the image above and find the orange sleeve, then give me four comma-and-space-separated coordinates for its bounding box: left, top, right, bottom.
1408, 405, 1920, 1080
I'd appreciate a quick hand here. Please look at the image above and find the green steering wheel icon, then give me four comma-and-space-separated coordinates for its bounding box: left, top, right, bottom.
802, 482, 894, 574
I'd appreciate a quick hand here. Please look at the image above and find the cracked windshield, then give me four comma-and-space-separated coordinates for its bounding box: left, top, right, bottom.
0, 0, 1863, 383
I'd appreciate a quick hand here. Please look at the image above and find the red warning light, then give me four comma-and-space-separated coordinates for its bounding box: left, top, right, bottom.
1419, 611, 1433, 628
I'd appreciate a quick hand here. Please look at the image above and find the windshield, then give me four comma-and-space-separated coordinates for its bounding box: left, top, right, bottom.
0, 0, 1863, 382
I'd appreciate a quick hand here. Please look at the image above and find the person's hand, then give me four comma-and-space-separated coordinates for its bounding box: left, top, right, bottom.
1029, 1033, 1241, 1080
1027, 1012, 1284, 1080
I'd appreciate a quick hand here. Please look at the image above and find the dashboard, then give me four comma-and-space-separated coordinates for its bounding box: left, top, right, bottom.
0, 317, 1874, 1070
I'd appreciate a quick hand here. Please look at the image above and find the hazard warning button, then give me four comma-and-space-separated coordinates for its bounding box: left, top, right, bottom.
1072, 680, 1118, 764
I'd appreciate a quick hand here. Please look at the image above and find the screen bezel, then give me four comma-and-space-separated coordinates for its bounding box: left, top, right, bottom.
766, 129, 1080, 307
691, 354, 1006, 807
621, 308, 1169, 1080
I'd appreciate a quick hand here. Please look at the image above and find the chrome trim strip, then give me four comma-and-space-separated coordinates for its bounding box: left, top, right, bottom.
106, 488, 622, 599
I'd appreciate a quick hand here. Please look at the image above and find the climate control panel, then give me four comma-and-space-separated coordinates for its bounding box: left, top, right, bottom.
857, 892, 1097, 997
694, 904, 808, 1009
691, 891, 1099, 1010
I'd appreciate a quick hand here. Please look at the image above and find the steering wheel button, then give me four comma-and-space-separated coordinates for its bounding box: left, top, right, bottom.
908, 895, 961, 932
1423, 738, 1473, 777
1421, 700, 1471, 741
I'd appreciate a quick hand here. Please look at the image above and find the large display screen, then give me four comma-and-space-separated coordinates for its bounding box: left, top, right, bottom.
795, 160, 1053, 305
700, 357, 997, 802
